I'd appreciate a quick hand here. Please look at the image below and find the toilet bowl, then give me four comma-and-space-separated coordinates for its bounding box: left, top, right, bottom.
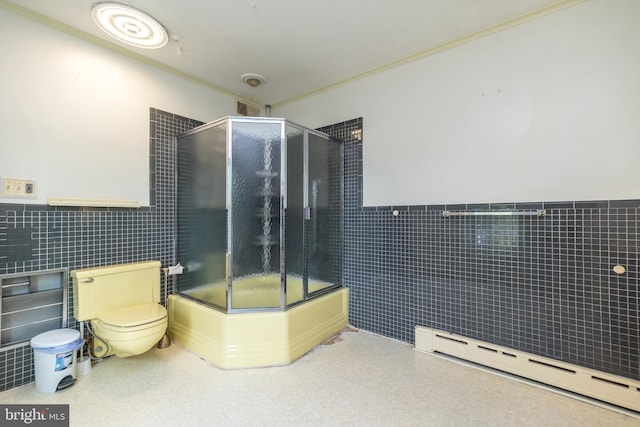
72, 261, 168, 358
91, 303, 167, 358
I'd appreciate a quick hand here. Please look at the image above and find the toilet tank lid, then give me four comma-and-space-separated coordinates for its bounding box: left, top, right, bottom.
72, 260, 161, 279
97, 303, 167, 327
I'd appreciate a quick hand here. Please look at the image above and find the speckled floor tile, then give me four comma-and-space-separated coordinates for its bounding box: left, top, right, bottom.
1, 329, 638, 427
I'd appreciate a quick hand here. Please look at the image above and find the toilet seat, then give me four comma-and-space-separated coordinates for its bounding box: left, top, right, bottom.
96, 303, 167, 332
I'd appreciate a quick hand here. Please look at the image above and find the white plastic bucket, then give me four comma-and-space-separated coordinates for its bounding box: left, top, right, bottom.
30, 329, 84, 393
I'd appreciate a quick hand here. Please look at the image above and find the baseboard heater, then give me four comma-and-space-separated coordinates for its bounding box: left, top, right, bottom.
415, 326, 640, 413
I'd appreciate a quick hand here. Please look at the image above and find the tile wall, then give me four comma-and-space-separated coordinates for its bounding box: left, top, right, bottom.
2, 111, 638, 393
320, 118, 639, 382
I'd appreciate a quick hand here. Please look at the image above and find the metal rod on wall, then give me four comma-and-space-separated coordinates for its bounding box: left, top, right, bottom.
442, 209, 546, 218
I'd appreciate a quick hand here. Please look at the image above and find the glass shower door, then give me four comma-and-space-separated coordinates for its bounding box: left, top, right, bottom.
229, 120, 284, 310
176, 121, 228, 309
285, 126, 343, 308
285, 125, 305, 306
307, 132, 343, 297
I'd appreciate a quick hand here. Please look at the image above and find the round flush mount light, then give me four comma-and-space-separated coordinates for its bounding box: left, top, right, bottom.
241, 73, 266, 88
91, 3, 168, 49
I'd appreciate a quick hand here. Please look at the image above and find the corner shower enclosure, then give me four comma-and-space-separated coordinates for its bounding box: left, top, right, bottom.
175, 117, 343, 312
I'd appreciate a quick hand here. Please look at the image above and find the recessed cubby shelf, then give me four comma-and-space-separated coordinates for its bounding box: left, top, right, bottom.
0, 269, 67, 350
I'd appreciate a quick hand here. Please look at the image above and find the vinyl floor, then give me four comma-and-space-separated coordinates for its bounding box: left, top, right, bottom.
2, 329, 639, 427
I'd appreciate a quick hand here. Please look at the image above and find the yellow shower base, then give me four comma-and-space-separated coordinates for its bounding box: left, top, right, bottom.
167, 287, 348, 369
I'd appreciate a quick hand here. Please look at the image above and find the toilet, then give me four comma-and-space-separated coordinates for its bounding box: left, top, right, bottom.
72, 261, 168, 358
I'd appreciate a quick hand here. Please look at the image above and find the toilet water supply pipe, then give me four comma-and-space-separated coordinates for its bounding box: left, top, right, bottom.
157, 264, 183, 349
84, 319, 111, 360
79, 321, 86, 363
163, 264, 184, 302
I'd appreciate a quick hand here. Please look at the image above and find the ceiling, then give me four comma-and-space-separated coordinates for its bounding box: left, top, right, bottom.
6, 0, 577, 107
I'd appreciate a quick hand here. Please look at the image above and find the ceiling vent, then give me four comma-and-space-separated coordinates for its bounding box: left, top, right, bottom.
236, 101, 261, 117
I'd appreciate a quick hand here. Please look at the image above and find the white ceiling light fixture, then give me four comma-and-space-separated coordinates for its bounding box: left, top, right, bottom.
91, 3, 168, 49
241, 73, 266, 88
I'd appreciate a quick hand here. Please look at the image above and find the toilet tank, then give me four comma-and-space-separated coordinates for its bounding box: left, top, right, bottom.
72, 261, 161, 321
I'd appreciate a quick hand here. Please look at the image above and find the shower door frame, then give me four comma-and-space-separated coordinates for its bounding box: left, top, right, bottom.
225, 117, 343, 313
175, 116, 343, 314
284, 121, 345, 308
226, 117, 288, 313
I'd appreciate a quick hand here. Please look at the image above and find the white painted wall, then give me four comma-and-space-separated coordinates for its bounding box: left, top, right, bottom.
0, 9, 235, 206
274, 0, 640, 206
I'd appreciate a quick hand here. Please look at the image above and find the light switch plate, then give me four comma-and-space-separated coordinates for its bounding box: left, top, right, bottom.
2, 178, 15, 196
2, 177, 37, 198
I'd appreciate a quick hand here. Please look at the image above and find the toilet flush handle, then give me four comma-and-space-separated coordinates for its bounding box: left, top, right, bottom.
81, 277, 94, 283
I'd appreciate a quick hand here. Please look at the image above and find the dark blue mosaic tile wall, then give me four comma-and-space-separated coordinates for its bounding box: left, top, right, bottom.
320, 118, 639, 382
2, 111, 638, 392
0, 109, 201, 391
